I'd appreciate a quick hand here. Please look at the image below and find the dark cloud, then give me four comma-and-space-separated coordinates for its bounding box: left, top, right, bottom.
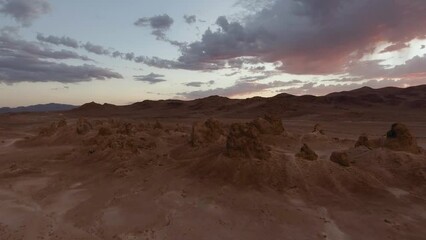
0, 26, 19, 35
36, 33, 79, 48
0, 33, 122, 84
36, 33, 140, 61
389, 54, 426, 79
134, 73, 167, 84
380, 42, 410, 53
83, 42, 110, 55
183, 15, 196, 24
51, 86, 69, 91
1, 33, 91, 61
178, 0, 426, 74
134, 14, 174, 30
178, 79, 301, 99
227, 57, 263, 69
239, 75, 270, 82
133, 55, 224, 71
124, 52, 135, 61
224, 71, 239, 77
184, 80, 215, 87
349, 54, 426, 80
323, 77, 364, 83
282, 78, 426, 96
134, 14, 187, 48
0, 0, 50, 26
0, 58, 122, 84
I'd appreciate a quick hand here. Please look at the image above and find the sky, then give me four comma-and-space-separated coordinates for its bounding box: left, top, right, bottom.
1, 0, 426, 107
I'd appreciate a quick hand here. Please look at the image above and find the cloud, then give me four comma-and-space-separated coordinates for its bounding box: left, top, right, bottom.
183, 15, 196, 24
389, 54, 426, 79
178, 0, 426, 74
348, 54, 426, 80
83, 42, 110, 55
124, 52, 135, 60
133, 55, 224, 71
134, 14, 174, 30
0, 58, 122, 84
35, 32, 222, 70
36, 33, 79, 48
37, 34, 112, 56
134, 73, 167, 84
0, 32, 122, 83
178, 79, 301, 99
224, 71, 239, 77
1, 33, 91, 61
184, 80, 215, 87
282, 78, 426, 96
239, 75, 269, 82
36, 33, 141, 60
51, 86, 69, 91
380, 42, 410, 53
0, 26, 19, 35
0, 0, 50, 26
134, 14, 187, 48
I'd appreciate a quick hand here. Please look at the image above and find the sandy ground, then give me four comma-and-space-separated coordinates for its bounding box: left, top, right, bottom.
0, 113, 425, 240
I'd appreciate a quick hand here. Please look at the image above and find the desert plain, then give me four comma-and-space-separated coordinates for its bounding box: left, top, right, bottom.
0, 86, 426, 240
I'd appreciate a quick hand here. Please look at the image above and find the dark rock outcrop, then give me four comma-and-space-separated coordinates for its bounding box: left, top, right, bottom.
355, 134, 373, 149
296, 143, 318, 161
226, 123, 271, 160
384, 123, 421, 154
312, 124, 325, 135
330, 151, 350, 167
251, 114, 285, 135
76, 118, 92, 135
190, 118, 225, 147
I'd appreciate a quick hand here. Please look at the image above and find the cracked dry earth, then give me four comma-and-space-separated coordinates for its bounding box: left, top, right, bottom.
0, 114, 425, 240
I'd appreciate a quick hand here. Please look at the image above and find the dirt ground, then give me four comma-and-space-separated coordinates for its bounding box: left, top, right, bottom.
0, 112, 425, 240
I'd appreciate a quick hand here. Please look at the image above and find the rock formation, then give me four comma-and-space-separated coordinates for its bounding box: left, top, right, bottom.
296, 143, 318, 161
190, 118, 225, 147
384, 123, 422, 154
39, 119, 67, 137
98, 127, 113, 136
355, 134, 373, 149
330, 151, 350, 167
312, 124, 325, 135
76, 118, 92, 135
226, 123, 271, 160
251, 114, 285, 135
153, 120, 163, 129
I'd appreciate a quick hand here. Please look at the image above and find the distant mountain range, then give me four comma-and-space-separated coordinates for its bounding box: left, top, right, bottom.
0, 103, 77, 114
68, 85, 426, 121
2, 85, 425, 120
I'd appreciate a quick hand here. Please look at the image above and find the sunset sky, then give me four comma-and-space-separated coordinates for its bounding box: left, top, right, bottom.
1, 0, 426, 107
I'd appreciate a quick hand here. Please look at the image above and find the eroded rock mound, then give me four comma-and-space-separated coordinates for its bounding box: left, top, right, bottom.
330, 151, 350, 167
87, 133, 157, 155
251, 114, 285, 135
384, 123, 421, 154
355, 134, 373, 149
312, 124, 325, 135
39, 119, 67, 137
190, 118, 225, 147
76, 118, 92, 135
57, 118, 67, 128
296, 143, 318, 161
226, 123, 271, 160
98, 127, 113, 136
117, 122, 137, 135
153, 120, 163, 129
